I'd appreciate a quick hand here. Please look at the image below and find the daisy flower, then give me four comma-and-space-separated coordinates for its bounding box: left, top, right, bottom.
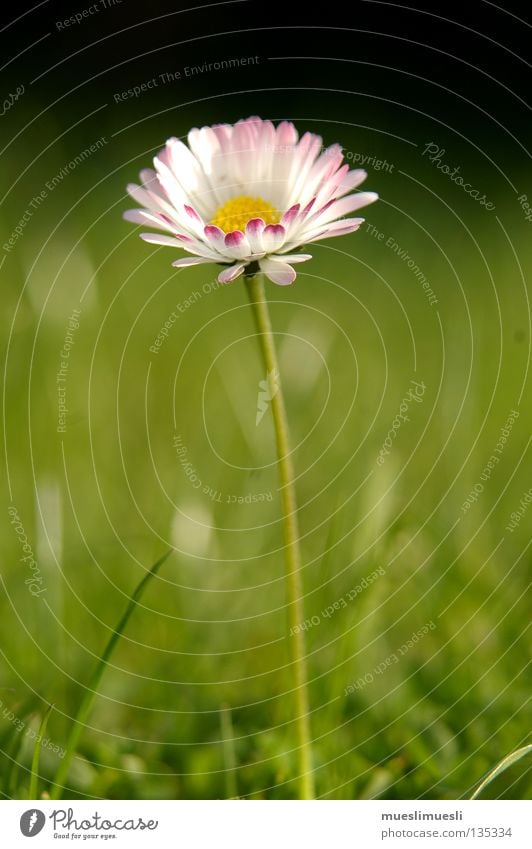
124, 116, 378, 285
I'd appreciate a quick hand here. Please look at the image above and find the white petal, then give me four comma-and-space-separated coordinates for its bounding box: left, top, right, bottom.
188, 126, 222, 173
303, 218, 365, 243
140, 233, 194, 248
123, 208, 174, 232
141, 231, 221, 260
172, 257, 214, 267
126, 182, 155, 208
218, 262, 247, 283
275, 253, 312, 263
276, 120, 298, 148
336, 168, 368, 195
163, 139, 213, 217
181, 203, 206, 235
311, 192, 378, 229
259, 257, 297, 286
153, 158, 188, 211
186, 127, 227, 211
283, 132, 323, 209
127, 179, 189, 229
314, 164, 349, 207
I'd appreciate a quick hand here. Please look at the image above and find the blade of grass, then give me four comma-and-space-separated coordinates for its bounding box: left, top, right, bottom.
5, 726, 27, 798
469, 744, 532, 799
1, 698, 38, 798
50, 549, 173, 800
28, 703, 53, 799
220, 703, 238, 799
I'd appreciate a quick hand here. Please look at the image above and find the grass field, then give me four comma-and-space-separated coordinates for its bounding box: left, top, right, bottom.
1, 116, 531, 800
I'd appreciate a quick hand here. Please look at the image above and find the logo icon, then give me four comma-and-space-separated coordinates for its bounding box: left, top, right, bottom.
256, 368, 280, 425
20, 809, 46, 837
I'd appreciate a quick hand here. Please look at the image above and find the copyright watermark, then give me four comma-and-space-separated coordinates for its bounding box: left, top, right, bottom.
344, 621, 436, 695
421, 142, 495, 211
173, 435, 273, 504
376, 380, 426, 466
56, 0, 123, 31
7, 506, 46, 597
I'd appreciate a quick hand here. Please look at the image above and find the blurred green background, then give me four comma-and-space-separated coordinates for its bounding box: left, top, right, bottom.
1, 0, 530, 800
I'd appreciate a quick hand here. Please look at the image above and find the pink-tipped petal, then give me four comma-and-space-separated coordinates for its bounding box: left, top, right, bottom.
184, 204, 201, 222
224, 230, 244, 247
223, 230, 251, 259
281, 203, 300, 226
174, 202, 207, 240
204, 224, 225, 242
300, 197, 316, 217
304, 198, 335, 227
262, 223, 286, 253
204, 225, 226, 255
245, 218, 266, 253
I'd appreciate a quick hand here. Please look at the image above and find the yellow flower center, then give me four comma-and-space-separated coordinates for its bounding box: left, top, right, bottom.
211, 195, 280, 233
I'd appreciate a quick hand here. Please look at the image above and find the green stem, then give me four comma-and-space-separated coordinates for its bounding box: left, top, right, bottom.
50, 549, 173, 800
245, 272, 315, 800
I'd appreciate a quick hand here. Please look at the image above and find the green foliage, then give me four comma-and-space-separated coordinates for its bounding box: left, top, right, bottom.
1, 137, 530, 799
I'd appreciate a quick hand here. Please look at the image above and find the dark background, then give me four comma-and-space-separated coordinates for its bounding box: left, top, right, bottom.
1, 0, 530, 802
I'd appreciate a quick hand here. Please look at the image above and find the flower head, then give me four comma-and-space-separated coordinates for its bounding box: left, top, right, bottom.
124, 116, 378, 285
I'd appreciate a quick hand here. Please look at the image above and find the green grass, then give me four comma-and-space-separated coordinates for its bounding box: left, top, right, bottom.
1, 130, 531, 800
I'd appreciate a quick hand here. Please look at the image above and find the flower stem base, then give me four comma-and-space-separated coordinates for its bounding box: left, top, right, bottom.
245, 272, 315, 801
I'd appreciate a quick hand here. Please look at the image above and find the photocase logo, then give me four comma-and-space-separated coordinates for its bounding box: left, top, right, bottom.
256, 368, 279, 426
20, 809, 46, 837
